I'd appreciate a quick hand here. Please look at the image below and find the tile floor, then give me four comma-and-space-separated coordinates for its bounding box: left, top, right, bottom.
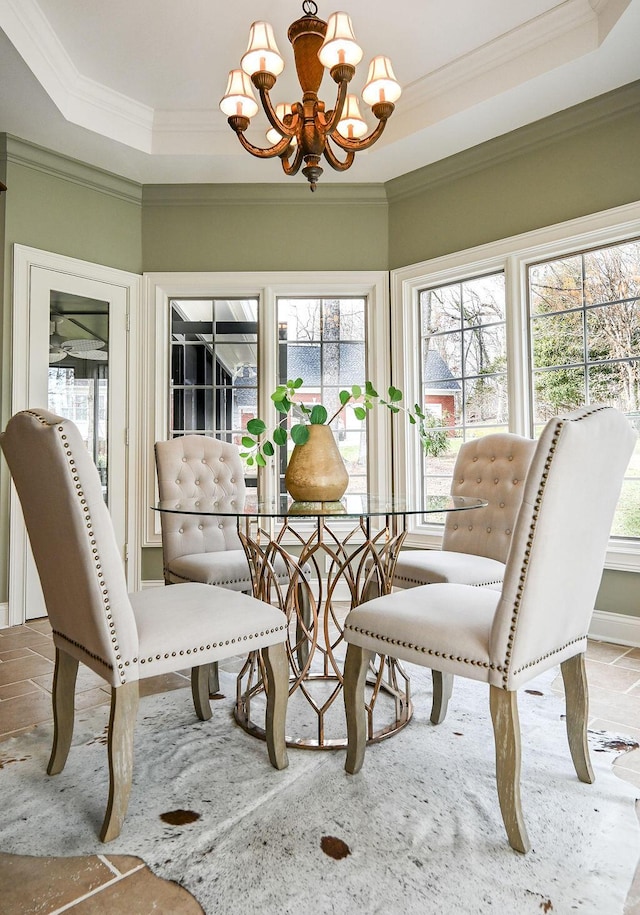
0, 619, 639, 913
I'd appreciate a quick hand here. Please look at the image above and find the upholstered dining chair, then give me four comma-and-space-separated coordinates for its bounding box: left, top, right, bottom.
342, 404, 636, 852
1, 409, 290, 842
155, 434, 311, 673
390, 432, 537, 723
393, 432, 537, 591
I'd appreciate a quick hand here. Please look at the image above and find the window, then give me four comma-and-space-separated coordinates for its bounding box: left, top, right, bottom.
277, 297, 367, 494
528, 239, 640, 539
392, 202, 640, 568
145, 272, 390, 546
169, 297, 259, 491
419, 273, 507, 499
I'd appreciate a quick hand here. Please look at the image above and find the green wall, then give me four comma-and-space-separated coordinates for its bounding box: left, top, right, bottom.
142, 183, 387, 272
386, 82, 640, 269
0, 136, 143, 602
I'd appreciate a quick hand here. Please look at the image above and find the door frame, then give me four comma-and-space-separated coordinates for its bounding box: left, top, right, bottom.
8, 244, 142, 625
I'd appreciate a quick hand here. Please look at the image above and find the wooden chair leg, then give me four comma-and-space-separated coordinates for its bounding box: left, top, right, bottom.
208, 662, 220, 697
192, 665, 213, 721
344, 644, 373, 775
47, 648, 79, 776
263, 643, 289, 771
561, 653, 595, 784
489, 686, 530, 853
430, 670, 453, 724
100, 680, 139, 843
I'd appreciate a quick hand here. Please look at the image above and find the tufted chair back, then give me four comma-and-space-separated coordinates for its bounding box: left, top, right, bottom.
491, 405, 637, 690
155, 435, 245, 566
443, 433, 537, 564
0, 409, 138, 687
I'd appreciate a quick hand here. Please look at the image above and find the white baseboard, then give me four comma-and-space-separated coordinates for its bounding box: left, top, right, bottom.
589, 609, 640, 647
141, 579, 164, 589
0, 603, 8, 628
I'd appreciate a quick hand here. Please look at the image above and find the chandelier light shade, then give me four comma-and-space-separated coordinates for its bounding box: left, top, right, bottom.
220, 0, 401, 191
219, 70, 259, 119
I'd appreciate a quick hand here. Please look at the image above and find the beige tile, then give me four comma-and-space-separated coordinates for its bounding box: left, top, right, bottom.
69, 863, 204, 914
613, 655, 640, 672
585, 659, 640, 692
74, 687, 111, 711
0, 680, 43, 701
0, 655, 54, 688
586, 640, 630, 663
25, 617, 52, 635
139, 672, 190, 698
0, 689, 52, 735
28, 641, 57, 662
613, 766, 640, 790
0, 725, 40, 744
587, 686, 640, 727
0, 852, 115, 915
611, 747, 640, 772
0, 648, 33, 662
0, 631, 55, 654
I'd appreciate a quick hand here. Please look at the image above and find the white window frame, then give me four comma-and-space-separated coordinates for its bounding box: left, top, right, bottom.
142, 271, 391, 547
391, 200, 640, 571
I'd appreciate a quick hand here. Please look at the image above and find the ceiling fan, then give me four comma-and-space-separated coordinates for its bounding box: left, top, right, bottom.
49, 319, 108, 364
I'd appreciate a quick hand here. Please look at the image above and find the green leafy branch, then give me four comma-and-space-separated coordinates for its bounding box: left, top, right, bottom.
239, 377, 449, 466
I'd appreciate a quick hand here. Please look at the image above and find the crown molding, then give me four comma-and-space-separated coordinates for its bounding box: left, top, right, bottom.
0, 0, 632, 157
1, 134, 143, 204
385, 80, 640, 203
141, 182, 388, 208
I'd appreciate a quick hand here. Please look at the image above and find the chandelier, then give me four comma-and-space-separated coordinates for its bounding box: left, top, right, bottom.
219, 1, 401, 192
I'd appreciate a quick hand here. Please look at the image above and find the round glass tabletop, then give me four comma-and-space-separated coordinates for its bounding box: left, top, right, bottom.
155, 494, 487, 519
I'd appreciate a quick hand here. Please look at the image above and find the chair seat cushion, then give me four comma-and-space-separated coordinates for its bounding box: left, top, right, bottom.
344, 583, 501, 683
165, 549, 253, 589
130, 583, 287, 680
393, 550, 505, 589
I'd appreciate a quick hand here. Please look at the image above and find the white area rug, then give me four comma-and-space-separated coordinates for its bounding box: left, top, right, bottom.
0, 664, 638, 914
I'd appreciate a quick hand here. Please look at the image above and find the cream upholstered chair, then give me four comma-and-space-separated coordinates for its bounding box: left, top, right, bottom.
343, 405, 636, 852
1, 409, 290, 842
393, 433, 537, 591
155, 434, 311, 672
391, 433, 536, 724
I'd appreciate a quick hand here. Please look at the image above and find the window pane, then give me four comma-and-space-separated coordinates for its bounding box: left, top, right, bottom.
528, 239, 640, 538
584, 240, 640, 306
529, 256, 583, 314
277, 297, 367, 496
418, 273, 507, 519
531, 311, 584, 368
169, 298, 259, 489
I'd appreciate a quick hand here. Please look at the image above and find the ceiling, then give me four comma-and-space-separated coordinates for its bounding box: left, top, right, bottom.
0, 0, 639, 187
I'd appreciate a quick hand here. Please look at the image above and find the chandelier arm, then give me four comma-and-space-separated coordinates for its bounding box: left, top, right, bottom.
328, 118, 388, 153
235, 131, 294, 160
323, 140, 355, 172
319, 80, 349, 135
258, 86, 299, 139
281, 144, 304, 176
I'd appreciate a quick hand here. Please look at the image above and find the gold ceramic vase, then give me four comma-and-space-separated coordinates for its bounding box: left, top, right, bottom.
284, 424, 349, 502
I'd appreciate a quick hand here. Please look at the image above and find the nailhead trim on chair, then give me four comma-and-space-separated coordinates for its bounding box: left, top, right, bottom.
511, 634, 588, 676
343, 623, 504, 671
164, 567, 252, 586
500, 404, 612, 688
52, 629, 114, 671
393, 574, 503, 588
137, 624, 287, 665
53, 419, 128, 687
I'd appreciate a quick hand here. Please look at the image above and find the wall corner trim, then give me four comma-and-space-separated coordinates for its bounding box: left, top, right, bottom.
3, 134, 143, 204
589, 609, 640, 648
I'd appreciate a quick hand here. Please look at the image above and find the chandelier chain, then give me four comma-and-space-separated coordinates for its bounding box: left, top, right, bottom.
302, 1, 318, 16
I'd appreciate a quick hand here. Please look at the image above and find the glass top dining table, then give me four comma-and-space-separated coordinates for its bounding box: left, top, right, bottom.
154, 493, 487, 749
